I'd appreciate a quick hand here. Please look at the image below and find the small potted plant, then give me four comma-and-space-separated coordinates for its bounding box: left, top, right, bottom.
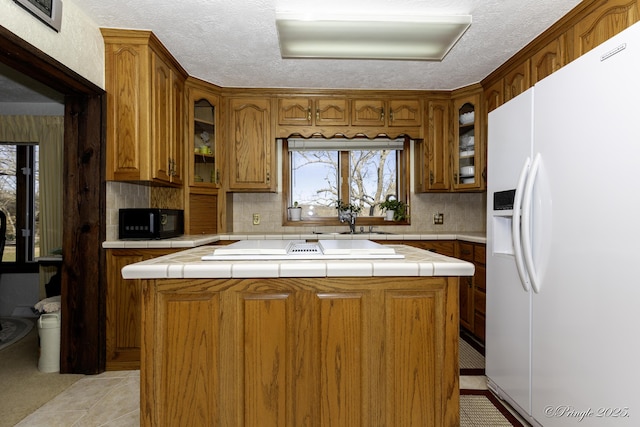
379, 196, 408, 221
288, 201, 302, 221
335, 200, 362, 215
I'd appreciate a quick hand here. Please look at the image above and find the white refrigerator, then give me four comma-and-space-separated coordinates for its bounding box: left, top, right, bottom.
486, 21, 640, 427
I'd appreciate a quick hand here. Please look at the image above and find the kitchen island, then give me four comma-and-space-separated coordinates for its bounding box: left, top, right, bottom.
122, 243, 474, 427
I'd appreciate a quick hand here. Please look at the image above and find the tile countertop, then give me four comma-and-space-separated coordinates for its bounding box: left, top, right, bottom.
120, 244, 475, 279
102, 231, 486, 249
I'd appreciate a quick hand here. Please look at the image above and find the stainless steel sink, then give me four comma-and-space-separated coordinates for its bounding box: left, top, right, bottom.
312, 231, 395, 235
339, 231, 395, 235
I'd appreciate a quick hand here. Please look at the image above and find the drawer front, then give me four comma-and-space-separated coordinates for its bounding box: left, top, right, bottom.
458, 242, 474, 262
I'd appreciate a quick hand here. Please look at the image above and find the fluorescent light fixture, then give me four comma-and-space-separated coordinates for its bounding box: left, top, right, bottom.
276, 13, 471, 61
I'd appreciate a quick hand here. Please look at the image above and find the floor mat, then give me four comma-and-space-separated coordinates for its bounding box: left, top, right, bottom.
460, 334, 485, 375
461, 389, 525, 426
0, 317, 34, 351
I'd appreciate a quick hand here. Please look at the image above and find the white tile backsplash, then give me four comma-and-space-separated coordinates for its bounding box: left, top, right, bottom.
105, 182, 150, 240
232, 191, 486, 234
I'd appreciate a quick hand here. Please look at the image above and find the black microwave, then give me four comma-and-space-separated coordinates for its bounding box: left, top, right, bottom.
119, 209, 184, 240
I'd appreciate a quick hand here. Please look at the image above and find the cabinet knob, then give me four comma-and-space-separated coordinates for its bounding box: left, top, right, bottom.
266, 171, 270, 183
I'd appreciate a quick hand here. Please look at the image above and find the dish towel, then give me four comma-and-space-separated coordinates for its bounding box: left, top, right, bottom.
34, 295, 61, 313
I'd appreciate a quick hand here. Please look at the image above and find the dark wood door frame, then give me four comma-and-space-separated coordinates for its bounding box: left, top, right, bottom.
1, 25, 106, 374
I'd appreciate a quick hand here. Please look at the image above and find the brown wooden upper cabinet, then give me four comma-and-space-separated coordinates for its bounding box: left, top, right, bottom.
415, 99, 451, 192
102, 29, 187, 185
278, 97, 349, 126
227, 97, 276, 192
415, 87, 485, 193
186, 81, 220, 188
452, 90, 485, 191
351, 99, 421, 127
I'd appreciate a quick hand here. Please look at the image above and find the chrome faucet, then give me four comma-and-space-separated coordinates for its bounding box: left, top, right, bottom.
338, 210, 357, 233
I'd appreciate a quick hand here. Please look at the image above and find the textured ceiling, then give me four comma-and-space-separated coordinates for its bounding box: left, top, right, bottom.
1, 0, 583, 103
75, 0, 582, 90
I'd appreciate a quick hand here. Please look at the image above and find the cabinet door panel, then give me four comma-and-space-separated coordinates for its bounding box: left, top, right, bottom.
229, 98, 275, 191
151, 54, 172, 183
243, 294, 289, 427
532, 34, 569, 84
278, 98, 311, 126
171, 71, 184, 184
315, 98, 349, 125
385, 289, 444, 426
351, 99, 385, 126
106, 43, 148, 180
318, 293, 365, 426
106, 249, 180, 371
484, 79, 504, 113
161, 294, 219, 426
503, 60, 531, 103
388, 99, 421, 127
426, 100, 450, 191
106, 252, 144, 368
573, 0, 640, 57
452, 91, 484, 191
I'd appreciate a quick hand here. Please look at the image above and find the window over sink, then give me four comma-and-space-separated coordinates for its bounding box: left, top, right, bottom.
282, 136, 410, 226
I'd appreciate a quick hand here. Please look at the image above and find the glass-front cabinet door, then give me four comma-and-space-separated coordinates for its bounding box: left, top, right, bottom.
189, 95, 219, 187
452, 91, 484, 191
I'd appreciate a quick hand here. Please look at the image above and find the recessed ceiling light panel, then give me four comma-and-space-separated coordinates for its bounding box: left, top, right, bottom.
276, 13, 472, 61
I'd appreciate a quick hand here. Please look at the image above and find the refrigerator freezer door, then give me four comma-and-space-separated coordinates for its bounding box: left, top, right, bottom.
530, 23, 640, 426
486, 88, 535, 416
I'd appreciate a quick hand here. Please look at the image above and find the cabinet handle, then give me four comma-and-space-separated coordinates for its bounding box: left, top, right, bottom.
429, 171, 434, 185
390, 110, 394, 122
266, 171, 270, 183
316, 109, 319, 121
307, 107, 312, 122
380, 109, 385, 122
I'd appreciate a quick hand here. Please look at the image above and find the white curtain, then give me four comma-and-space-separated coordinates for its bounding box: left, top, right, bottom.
0, 115, 64, 297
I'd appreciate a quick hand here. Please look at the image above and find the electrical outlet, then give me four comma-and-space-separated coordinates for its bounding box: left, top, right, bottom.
433, 213, 444, 225
252, 213, 260, 225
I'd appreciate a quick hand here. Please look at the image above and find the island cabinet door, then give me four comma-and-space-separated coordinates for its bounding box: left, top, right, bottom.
141, 277, 459, 427
141, 286, 221, 427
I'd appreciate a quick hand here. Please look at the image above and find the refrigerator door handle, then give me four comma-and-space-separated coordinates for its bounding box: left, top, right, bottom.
512, 157, 531, 292
522, 152, 542, 293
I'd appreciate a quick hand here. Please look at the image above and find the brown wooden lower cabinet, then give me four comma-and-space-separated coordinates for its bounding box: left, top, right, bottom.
457, 241, 486, 342
140, 276, 460, 427
377, 239, 455, 257
105, 248, 181, 370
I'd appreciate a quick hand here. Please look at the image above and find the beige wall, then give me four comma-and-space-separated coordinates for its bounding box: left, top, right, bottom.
0, 0, 104, 88
232, 192, 485, 234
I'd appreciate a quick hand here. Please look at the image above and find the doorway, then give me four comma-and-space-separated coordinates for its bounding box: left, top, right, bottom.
0, 25, 106, 374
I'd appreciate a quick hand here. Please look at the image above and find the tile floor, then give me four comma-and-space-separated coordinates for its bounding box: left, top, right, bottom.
16, 372, 495, 427
16, 370, 140, 427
